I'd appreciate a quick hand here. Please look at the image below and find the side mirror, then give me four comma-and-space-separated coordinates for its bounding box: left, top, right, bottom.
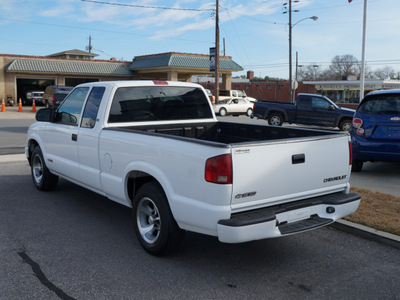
35, 108, 53, 122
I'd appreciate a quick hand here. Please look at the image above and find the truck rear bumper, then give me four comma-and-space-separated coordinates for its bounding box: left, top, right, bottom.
217, 192, 360, 243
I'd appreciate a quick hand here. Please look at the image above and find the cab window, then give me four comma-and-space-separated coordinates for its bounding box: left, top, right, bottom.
55, 87, 89, 125
312, 97, 330, 109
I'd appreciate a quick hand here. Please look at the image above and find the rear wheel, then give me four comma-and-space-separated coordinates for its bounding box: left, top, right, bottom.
268, 113, 284, 126
351, 160, 364, 172
219, 108, 227, 116
132, 182, 184, 256
246, 108, 253, 116
31, 146, 58, 191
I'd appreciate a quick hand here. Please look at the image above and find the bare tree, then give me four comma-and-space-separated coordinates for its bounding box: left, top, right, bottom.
374, 66, 396, 80
327, 54, 360, 80
298, 64, 322, 81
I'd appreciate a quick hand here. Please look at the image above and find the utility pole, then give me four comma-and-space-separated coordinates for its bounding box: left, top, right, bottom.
87, 35, 93, 53
214, 0, 220, 103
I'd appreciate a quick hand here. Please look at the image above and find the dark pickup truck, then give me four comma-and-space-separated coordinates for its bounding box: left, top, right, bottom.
251, 93, 355, 131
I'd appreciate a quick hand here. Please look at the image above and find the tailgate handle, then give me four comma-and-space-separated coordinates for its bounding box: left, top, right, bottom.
292, 154, 305, 164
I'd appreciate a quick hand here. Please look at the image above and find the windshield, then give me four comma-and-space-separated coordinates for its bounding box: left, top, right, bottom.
359, 94, 400, 114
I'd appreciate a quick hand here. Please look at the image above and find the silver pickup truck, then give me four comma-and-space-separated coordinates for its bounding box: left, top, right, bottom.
26, 80, 360, 255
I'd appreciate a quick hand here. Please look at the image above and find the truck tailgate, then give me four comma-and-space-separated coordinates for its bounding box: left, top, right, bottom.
231, 134, 351, 211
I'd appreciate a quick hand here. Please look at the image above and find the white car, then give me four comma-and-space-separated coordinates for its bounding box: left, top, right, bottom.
214, 97, 254, 116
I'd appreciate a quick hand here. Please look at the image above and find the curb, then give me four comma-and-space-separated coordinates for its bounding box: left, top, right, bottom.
330, 219, 400, 250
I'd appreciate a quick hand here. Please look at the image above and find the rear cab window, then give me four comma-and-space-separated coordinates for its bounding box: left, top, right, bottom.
108, 86, 212, 123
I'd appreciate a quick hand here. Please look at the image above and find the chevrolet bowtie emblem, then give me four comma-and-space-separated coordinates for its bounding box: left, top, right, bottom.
390, 117, 400, 121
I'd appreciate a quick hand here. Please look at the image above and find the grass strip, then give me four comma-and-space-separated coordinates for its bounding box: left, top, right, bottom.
346, 187, 400, 236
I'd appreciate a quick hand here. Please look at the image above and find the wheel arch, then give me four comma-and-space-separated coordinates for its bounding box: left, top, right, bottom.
123, 162, 173, 209
267, 109, 287, 121
26, 137, 43, 166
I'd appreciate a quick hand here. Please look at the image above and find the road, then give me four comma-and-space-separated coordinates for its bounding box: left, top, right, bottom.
1, 160, 399, 300
0, 108, 399, 299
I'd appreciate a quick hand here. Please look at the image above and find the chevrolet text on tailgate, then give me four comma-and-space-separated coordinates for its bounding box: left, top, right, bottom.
26, 80, 360, 255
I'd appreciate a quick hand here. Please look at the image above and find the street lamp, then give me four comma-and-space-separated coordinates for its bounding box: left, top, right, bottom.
289, 15, 318, 102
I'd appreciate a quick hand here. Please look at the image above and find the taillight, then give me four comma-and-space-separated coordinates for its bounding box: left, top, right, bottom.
205, 154, 232, 184
52, 94, 55, 106
153, 80, 168, 85
352, 117, 365, 136
352, 117, 363, 129
348, 141, 353, 166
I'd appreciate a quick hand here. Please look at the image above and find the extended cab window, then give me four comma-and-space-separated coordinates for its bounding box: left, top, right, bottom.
81, 87, 105, 128
55, 87, 89, 125
108, 86, 212, 123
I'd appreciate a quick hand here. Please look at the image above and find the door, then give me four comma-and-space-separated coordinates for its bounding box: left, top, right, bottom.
44, 87, 89, 181
309, 96, 337, 126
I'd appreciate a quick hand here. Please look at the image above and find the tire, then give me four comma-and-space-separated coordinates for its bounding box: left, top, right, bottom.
268, 112, 284, 126
246, 108, 253, 117
132, 182, 184, 256
339, 119, 352, 131
351, 160, 364, 172
31, 146, 58, 191
219, 108, 227, 116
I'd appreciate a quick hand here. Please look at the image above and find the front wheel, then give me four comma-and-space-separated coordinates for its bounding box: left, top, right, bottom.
132, 182, 184, 256
339, 119, 352, 131
268, 113, 284, 126
31, 146, 58, 191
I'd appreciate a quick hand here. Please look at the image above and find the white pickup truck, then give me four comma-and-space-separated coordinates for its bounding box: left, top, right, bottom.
26, 80, 360, 255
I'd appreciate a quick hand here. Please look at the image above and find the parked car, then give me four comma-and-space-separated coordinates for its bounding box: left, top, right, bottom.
251, 93, 355, 131
42, 85, 73, 108
25, 91, 44, 106
214, 98, 254, 116
205, 89, 215, 103
351, 89, 400, 171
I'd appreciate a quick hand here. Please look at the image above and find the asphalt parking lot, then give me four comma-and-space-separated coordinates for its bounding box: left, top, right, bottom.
1, 107, 399, 299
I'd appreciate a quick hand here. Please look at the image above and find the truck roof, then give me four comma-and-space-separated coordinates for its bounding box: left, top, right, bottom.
76, 80, 203, 89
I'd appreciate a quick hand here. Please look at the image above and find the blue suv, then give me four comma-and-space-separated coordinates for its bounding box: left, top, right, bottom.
351, 89, 400, 171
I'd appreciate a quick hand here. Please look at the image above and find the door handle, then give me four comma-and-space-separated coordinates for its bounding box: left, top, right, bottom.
72, 134, 78, 142
292, 154, 305, 164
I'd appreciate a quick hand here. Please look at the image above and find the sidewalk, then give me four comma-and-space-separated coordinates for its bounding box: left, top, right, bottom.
0, 105, 37, 119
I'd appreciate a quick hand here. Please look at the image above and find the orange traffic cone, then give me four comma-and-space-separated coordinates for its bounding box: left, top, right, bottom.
31, 98, 37, 112
18, 98, 23, 112
1, 98, 6, 112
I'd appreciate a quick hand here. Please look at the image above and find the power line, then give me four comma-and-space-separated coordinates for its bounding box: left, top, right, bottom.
79, 0, 214, 12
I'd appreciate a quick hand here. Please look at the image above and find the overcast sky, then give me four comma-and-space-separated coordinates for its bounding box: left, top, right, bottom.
0, 0, 397, 79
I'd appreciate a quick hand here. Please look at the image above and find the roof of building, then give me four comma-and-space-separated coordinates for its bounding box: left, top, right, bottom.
5, 59, 133, 75
130, 52, 243, 71
46, 49, 99, 58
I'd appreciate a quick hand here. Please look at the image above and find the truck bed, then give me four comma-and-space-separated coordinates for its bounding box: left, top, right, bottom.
107, 121, 342, 146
